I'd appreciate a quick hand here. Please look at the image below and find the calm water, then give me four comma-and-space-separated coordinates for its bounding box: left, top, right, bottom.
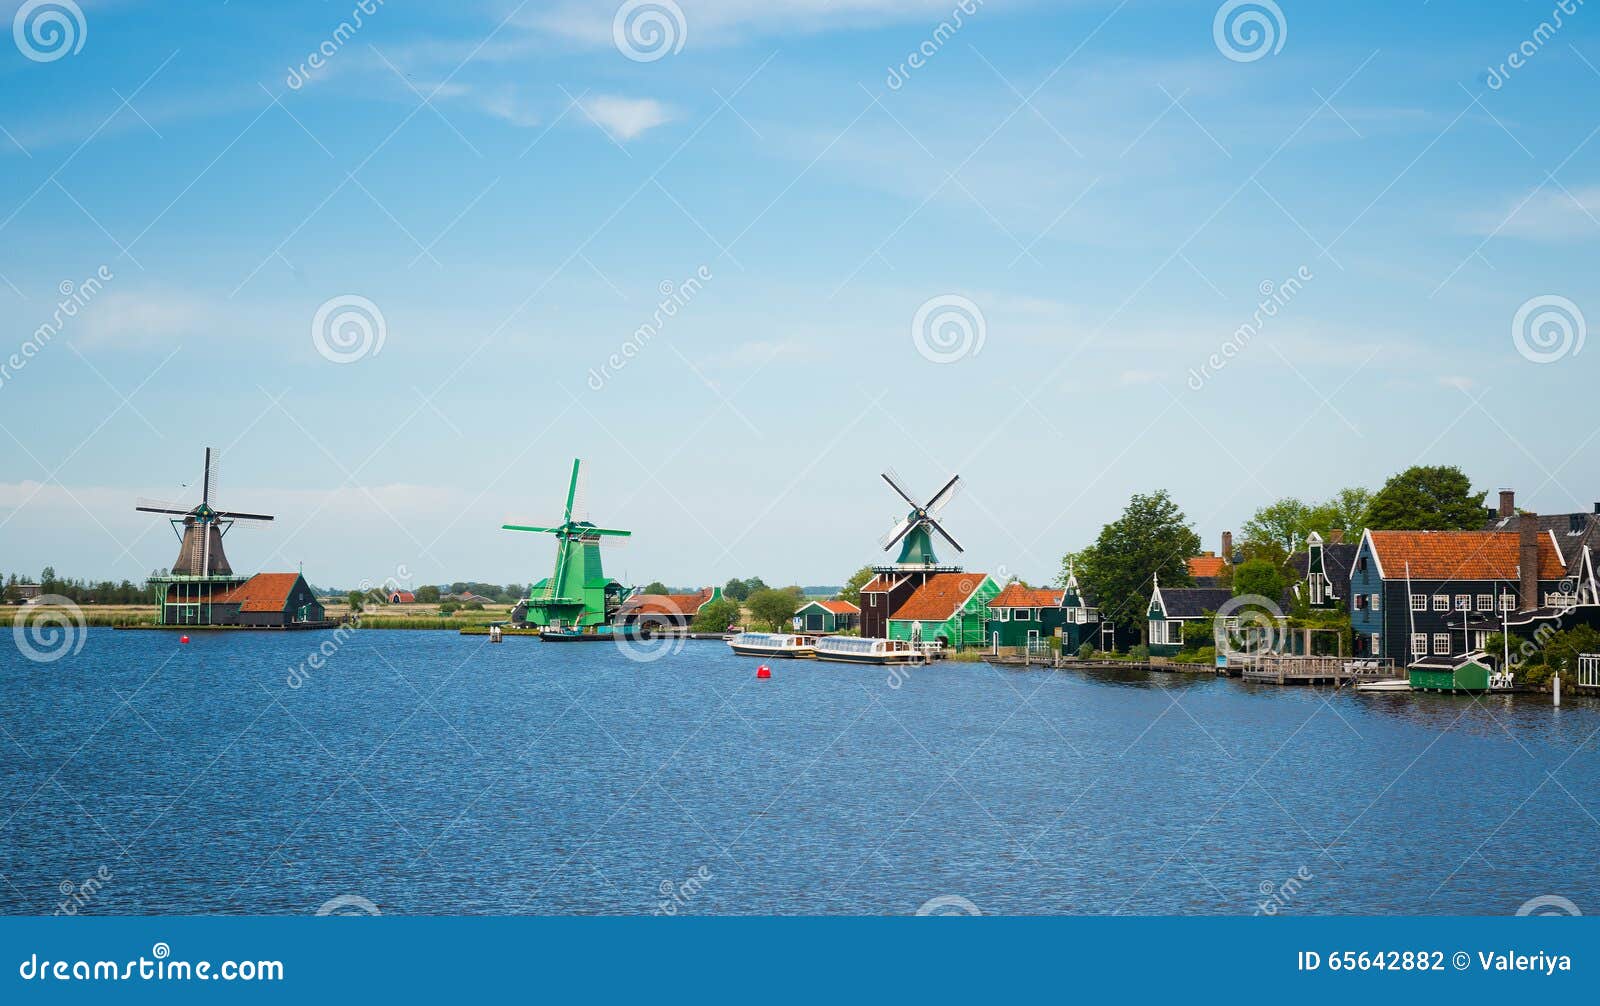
2, 628, 1598, 916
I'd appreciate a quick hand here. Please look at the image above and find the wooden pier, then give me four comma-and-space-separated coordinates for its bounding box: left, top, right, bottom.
1234, 655, 1397, 686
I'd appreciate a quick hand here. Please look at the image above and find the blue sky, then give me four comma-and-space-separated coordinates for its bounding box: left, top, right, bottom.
1, 0, 1597, 590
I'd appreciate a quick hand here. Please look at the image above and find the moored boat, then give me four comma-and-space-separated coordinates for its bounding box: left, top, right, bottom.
814, 635, 931, 665
726, 632, 818, 658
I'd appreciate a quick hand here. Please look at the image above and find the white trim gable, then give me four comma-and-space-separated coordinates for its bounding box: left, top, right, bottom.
1358, 528, 1385, 580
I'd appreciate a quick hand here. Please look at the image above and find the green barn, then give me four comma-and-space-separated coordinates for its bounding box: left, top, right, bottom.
793, 599, 860, 633
885, 572, 999, 650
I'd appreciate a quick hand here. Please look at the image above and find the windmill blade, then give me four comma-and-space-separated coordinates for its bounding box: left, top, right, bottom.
879, 517, 912, 549
880, 471, 919, 509
137, 498, 192, 515
882, 519, 916, 552
216, 511, 274, 521
563, 458, 589, 523
503, 523, 561, 533
203, 447, 217, 506
586, 527, 631, 537
585, 534, 629, 549
926, 474, 962, 515
928, 517, 964, 553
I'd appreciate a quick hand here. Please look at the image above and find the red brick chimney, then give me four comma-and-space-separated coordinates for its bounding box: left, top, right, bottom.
1328, 528, 1344, 545
1221, 530, 1233, 564
1519, 512, 1539, 612
1498, 488, 1516, 519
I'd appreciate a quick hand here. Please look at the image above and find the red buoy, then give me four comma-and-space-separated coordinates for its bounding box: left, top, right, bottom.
756, 665, 771, 679
180, 635, 190, 644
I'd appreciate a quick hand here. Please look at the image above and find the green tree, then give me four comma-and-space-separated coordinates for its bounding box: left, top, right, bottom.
1241, 498, 1314, 554
1232, 558, 1287, 602
1324, 487, 1372, 538
722, 578, 750, 602
838, 565, 875, 606
641, 581, 671, 595
692, 598, 742, 633
746, 587, 800, 631
346, 590, 364, 614
416, 585, 441, 603
1366, 465, 1485, 531
1065, 490, 1201, 644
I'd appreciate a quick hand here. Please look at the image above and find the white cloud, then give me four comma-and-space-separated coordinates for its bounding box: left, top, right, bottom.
531, 0, 1015, 48
1438, 375, 1475, 391
579, 96, 674, 140
1469, 185, 1600, 242
73, 290, 222, 347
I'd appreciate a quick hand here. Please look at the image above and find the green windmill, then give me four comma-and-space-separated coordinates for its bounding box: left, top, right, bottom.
878, 470, 964, 569
503, 459, 631, 629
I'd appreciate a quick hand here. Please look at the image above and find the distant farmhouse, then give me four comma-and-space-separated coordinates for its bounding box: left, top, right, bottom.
793, 599, 859, 633
617, 586, 725, 628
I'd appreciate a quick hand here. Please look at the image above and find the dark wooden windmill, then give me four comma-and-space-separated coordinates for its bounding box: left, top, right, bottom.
859, 471, 967, 639
137, 447, 274, 577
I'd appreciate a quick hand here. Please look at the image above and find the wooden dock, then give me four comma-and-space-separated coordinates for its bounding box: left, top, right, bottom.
1234, 655, 1398, 686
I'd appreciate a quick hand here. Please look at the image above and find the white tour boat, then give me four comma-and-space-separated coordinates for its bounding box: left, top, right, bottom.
726, 632, 819, 659
813, 636, 932, 665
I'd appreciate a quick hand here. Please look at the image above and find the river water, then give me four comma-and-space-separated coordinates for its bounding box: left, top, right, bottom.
2, 628, 1596, 915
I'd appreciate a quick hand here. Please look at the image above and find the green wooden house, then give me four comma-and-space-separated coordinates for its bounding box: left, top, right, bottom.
1147, 574, 1235, 657
885, 572, 1000, 650
793, 599, 860, 633
1408, 651, 1493, 693
985, 574, 1099, 651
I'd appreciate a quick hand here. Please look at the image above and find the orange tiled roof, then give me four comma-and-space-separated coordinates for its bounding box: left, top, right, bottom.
626, 588, 713, 616
1188, 555, 1226, 578
987, 584, 1064, 609
861, 575, 900, 592
1366, 530, 1564, 581
213, 573, 304, 612
889, 573, 988, 622
816, 599, 859, 614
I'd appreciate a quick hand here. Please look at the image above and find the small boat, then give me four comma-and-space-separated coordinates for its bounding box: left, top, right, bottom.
1354, 678, 1411, 693
814, 636, 930, 665
726, 632, 818, 659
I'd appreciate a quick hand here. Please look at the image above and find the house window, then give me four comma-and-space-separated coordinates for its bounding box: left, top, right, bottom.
1476, 595, 1492, 611
1354, 595, 1366, 610
1371, 633, 1381, 653
1167, 620, 1184, 644
1410, 594, 1427, 611
1370, 593, 1381, 611
1454, 595, 1470, 611
1411, 633, 1428, 656
1013, 608, 1030, 621
1433, 633, 1451, 655
1432, 596, 1449, 611
1500, 594, 1515, 611
996, 608, 1009, 621
1356, 557, 1368, 572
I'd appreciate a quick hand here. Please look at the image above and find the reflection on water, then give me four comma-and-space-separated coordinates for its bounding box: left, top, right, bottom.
1, 629, 1596, 916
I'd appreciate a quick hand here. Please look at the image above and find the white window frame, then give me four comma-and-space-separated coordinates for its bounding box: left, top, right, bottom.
1371, 593, 1381, 611
1454, 595, 1470, 611
1013, 608, 1030, 621
1432, 596, 1449, 611
1411, 633, 1428, 656
1411, 594, 1427, 611
1476, 594, 1492, 611
1310, 578, 1325, 605
1371, 633, 1381, 654
1500, 594, 1515, 611
1433, 633, 1451, 655
996, 608, 1009, 622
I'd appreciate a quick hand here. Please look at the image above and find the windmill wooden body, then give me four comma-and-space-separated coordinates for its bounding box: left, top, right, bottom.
503, 459, 631, 630
135, 448, 323, 628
